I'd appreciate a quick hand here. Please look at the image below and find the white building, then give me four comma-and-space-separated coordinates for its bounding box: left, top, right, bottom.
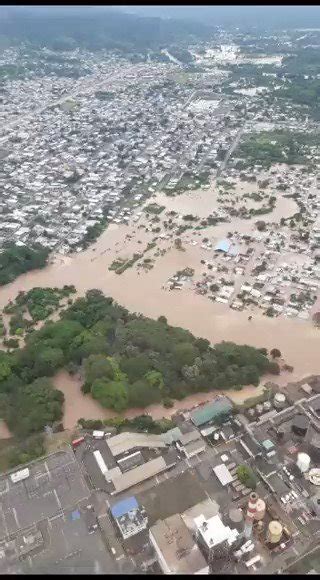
194, 513, 239, 558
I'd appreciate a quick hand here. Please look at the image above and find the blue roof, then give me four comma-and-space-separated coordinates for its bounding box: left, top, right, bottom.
111, 496, 138, 518
215, 239, 231, 253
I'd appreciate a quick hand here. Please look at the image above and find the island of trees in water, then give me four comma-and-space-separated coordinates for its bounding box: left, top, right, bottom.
0, 288, 280, 446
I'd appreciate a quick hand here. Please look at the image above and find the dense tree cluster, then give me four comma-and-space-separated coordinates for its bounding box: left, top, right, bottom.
0, 244, 49, 286
0, 289, 275, 433
4, 286, 76, 326
6, 434, 46, 468
236, 464, 257, 489
78, 414, 174, 435
0, 376, 64, 438
236, 130, 320, 169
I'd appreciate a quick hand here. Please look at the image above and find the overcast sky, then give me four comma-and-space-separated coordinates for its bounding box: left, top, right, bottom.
117, 5, 320, 28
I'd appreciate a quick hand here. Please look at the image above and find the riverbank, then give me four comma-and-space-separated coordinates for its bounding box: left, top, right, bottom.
53, 369, 267, 430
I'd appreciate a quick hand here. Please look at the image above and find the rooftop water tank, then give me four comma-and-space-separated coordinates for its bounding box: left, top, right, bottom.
267, 521, 283, 544
254, 499, 266, 521
229, 507, 244, 524
296, 452, 311, 473
274, 393, 286, 409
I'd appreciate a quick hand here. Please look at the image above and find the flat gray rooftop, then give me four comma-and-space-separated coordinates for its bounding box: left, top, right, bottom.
0, 449, 90, 538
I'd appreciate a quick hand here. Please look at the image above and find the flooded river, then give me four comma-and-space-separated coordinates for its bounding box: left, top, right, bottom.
53, 370, 266, 430
0, 178, 318, 431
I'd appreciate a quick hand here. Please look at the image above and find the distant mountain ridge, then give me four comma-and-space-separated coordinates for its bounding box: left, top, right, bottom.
0, 6, 214, 51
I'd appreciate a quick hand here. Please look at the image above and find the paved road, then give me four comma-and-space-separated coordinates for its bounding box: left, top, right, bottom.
217, 124, 246, 177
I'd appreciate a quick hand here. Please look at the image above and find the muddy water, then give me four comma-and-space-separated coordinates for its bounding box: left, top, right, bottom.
0, 420, 12, 439
153, 180, 298, 227
0, 178, 318, 431
0, 201, 317, 381
53, 370, 266, 430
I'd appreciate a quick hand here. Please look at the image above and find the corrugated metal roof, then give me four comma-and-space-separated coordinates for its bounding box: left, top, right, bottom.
190, 398, 233, 427
213, 464, 234, 486
111, 496, 138, 519
107, 432, 166, 457
111, 457, 167, 493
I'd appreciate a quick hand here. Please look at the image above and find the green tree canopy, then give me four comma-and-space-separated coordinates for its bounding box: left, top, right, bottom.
173, 343, 198, 368
5, 377, 64, 438
119, 355, 152, 382
84, 354, 115, 386
91, 379, 129, 412
128, 379, 162, 408
236, 465, 257, 489
34, 347, 65, 377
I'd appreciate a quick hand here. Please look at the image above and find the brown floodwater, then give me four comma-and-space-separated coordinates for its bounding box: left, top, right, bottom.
0, 177, 318, 432
0, 420, 12, 439
53, 370, 267, 430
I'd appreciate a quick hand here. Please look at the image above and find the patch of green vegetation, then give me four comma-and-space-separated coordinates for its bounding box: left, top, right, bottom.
109, 253, 143, 275
12, 286, 76, 322
145, 241, 157, 252
9, 312, 30, 336
236, 464, 257, 489
6, 434, 46, 468
1, 377, 64, 439
0, 288, 275, 433
102, 414, 175, 434
243, 192, 264, 202
235, 130, 320, 169
109, 258, 127, 271
80, 217, 108, 250
0, 244, 49, 287
144, 203, 165, 215
0, 316, 5, 338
